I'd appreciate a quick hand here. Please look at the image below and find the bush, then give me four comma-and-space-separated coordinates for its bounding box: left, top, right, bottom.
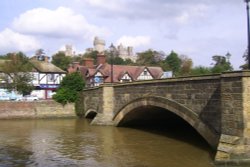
53, 72, 85, 105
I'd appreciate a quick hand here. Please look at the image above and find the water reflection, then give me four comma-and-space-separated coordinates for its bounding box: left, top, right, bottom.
0, 119, 215, 167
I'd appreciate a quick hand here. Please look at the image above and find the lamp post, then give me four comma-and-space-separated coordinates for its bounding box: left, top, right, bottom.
245, 0, 250, 69
109, 43, 115, 83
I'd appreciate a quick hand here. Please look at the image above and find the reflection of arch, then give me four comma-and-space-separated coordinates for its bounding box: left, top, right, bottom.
113, 96, 219, 149
85, 109, 98, 119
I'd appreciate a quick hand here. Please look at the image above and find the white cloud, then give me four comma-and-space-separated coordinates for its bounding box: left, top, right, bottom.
12, 7, 110, 40
0, 28, 40, 54
84, 0, 123, 11
116, 35, 151, 48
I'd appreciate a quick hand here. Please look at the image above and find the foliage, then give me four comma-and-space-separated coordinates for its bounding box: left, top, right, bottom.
107, 56, 125, 65
53, 72, 85, 105
190, 66, 212, 75
83, 51, 98, 64
240, 50, 249, 70
165, 51, 182, 76
136, 49, 160, 66
51, 52, 72, 71
179, 55, 193, 76
211, 53, 233, 73
0, 52, 34, 95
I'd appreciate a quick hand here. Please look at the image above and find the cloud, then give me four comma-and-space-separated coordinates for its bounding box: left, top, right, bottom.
116, 35, 151, 48
0, 29, 40, 54
84, 0, 123, 11
12, 7, 110, 40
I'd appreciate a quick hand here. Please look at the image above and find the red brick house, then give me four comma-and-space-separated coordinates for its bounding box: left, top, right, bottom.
68, 54, 164, 87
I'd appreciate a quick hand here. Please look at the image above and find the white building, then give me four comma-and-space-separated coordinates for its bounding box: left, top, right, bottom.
93, 37, 105, 53
0, 58, 66, 100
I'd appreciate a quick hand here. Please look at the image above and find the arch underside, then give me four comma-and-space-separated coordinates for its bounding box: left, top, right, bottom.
113, 96, 219, 149
85, 109, 98, 119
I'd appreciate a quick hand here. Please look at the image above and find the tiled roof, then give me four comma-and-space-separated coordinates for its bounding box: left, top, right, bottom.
90, 63, 163, 82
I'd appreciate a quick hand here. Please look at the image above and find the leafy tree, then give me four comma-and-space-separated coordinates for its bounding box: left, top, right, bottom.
211, 53, 233, 73
165, 51, 181, 76
35, 49, 47, 61
83, 51, 98, 64
136, 49, 163, 66
240, 50, 249, 70
124, 58, 135, 65
179, 55, 193, 76
190, 66, 212, 75
108, 56, 125, 65
53, 72, 85, 105
0, 52, 34, 95
51, 52, 72, 71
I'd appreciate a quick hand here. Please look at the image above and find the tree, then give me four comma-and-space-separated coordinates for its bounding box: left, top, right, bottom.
165, 51, 181, 76
190, 66, 212, 75
108, 56, 125, 65
136, 49, 161, 66
179, 55, 193, 76
83, 51, 98, 64
35, 49, 46, 61
240, 50, 248, 70
51, 52, 72, 71
1, 52, 34, 95
211, 53, 233, 73
53, 72, 85, 105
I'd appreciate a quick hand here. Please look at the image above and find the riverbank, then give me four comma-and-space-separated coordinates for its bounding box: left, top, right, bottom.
0, 100, 76, 119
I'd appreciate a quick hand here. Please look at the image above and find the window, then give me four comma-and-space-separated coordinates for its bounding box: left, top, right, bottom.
48, 74, 55, 82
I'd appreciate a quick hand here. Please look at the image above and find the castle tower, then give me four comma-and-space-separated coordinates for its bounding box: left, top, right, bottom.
93, 37, 105, 53
65, 45, 73, 57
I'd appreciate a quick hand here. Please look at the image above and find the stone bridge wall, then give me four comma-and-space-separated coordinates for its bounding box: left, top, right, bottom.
112, 75, 221, 134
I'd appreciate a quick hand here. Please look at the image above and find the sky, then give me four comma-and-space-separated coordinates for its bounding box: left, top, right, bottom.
0, 0, 247, 69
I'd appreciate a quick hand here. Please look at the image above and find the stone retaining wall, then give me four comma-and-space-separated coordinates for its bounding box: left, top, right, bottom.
0, 101, 76, 119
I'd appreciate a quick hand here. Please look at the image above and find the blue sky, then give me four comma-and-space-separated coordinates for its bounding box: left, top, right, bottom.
0, 0, 247, 69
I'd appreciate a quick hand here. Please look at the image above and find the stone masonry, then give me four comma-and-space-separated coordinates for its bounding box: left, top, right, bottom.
80, 71, 250, 166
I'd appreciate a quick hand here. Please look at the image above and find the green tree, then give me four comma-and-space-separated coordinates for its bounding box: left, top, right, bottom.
211, 53, 233, 73
53, 72, 85, 105
51, 52, 72, 71
136, 49, 160, 66
165, 51, 181, 76
179, 55, 193, 76
240, 50, 248, 70
0, 52, 34, 95
83, 51, 98, 64
190, 66, 212, 75
108, 56, 125, 65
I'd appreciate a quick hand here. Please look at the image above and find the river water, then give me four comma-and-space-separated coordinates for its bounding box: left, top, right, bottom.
0, 118, 215, 167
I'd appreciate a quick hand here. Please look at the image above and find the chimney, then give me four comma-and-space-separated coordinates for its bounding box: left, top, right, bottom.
83, 58, 94, 68
73, 62, 80, 69
97, 54, 106, 65
44, 56, 49, 62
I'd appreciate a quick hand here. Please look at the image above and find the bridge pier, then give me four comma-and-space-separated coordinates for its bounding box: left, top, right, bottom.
215, 71, 250, 166
90, 85, 115, 125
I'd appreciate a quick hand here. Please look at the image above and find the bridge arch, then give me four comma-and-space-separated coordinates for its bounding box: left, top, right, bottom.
113, 96, 219, 149
85, 109, 98, 119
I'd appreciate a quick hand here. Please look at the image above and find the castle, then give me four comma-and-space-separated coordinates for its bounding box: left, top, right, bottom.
92, 36, 137, 62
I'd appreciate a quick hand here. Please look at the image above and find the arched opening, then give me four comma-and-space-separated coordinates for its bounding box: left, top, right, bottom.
113, 97, 219, 149
85, 110, 97, 119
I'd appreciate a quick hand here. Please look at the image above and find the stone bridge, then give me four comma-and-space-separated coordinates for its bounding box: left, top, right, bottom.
78, 71, 250, 166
